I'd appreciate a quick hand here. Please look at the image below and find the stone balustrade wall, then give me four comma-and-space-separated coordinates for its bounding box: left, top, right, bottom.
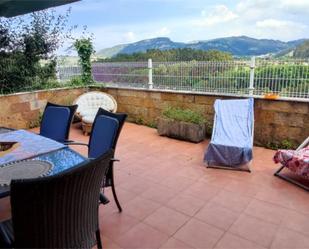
103, 87, 309, 147
0, 88, 86, 129
0, 86, 307, 147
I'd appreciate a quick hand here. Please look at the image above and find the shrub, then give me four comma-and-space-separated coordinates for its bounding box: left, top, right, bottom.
266, 139, 296, 150
162, 106, 206, 125
67, 76, 85, 87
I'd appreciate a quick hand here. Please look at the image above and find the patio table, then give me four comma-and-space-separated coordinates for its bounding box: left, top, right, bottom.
0, 128, 87, 198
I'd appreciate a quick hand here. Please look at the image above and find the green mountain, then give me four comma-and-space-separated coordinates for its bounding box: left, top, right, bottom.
97, 36, 306, 58
293, 40, 309, 58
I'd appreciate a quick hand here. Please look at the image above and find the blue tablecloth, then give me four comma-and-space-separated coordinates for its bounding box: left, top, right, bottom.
0, 129, 87, 198
0, 130, 65, 166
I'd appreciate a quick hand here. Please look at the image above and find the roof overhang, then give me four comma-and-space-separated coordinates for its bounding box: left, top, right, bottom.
0, 0, 80, 17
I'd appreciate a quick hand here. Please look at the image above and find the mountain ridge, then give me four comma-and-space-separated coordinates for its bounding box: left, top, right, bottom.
97, 36, 307, 58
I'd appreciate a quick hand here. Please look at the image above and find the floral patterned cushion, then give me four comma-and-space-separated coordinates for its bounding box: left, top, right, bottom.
273, 146, 309, 178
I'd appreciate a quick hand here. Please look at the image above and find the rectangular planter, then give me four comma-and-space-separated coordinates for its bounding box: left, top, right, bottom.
157, 117, 206, 143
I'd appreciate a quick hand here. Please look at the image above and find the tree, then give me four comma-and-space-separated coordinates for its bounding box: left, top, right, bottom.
74, 38, 94, 84
97, 48, 232, 62
0, 9, 73, 93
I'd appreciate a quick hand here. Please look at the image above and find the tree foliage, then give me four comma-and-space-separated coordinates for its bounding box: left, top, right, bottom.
74, 38, 94, 84
97, 48, 232, 62
294, 40, 309, 58
0, 9, 73, 94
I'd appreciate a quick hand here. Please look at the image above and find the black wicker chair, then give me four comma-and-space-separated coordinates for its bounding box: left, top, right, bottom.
40, 102, 78, 143
69, 108, 127, 212
93, 108, 127, 212
0, 150, 113, 249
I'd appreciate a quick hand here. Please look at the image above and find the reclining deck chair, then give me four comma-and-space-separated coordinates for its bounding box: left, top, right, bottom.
204, 98, 254, 172
274, 136, 309, 191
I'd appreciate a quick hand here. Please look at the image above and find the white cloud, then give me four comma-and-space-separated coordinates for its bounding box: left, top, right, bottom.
255, 19, 307, 40
256, 19, 306, 29
281, 0, 309, 13
155, 27, 171, 37
193, 5, 238, 27
123, 31, 136, 42
236, 0, 273, 12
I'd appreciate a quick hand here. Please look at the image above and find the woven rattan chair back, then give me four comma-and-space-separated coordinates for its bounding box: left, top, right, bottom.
10, 150, 113, 248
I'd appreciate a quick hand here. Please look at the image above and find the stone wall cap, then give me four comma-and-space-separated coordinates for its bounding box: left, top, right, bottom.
98, 85, 309, 103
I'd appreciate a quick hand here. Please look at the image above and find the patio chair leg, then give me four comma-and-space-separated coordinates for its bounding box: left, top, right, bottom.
110, 166, 122, 212
99, 192, 110, 205
274, 165, 309, 192
274, 165, 285, 176
206, 162, 251, 173
96, 229, 103, 249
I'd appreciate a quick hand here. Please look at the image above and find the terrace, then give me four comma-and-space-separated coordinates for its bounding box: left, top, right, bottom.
1, 122, 308, 248
0, 1, 308, 248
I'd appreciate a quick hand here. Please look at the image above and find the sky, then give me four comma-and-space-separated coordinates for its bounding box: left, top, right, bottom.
51, 0, 309, 53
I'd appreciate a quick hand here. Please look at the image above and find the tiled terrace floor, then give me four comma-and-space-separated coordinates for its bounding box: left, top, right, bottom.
1, 122, 309, 249
69, 122, 309, 249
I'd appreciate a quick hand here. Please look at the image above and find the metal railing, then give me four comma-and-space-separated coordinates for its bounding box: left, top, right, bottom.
57, 57, 309, 101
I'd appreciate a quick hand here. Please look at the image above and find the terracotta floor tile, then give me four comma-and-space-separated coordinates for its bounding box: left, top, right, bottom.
195, 202, 240, 231
102, 236, 122, 249
282, 210, 309, 236
123, 196, 161, 220
100, 212, 140, 240
229, 214, 279, 247
201, 174, 234, 188
175, 167, 206, 180
161, 175, 195, 191
140, 186, 178, 204
115, 222, 169, 249
144, 206, 190, 236
21, 124, 309, 249
118, 177, 156, 195
254, 188, 294, 210
183, 181, 220, 202
271, 227, 309, 249
103, 187, 137, 206
215, 233, 266, 249
244, 199, 287, 225
173, 218, 224, 248
141, 168, 172, 184
223, 179, 261, 197
160, 237, 193, 249
166, 194, 206, 217
210, 190, 252, 213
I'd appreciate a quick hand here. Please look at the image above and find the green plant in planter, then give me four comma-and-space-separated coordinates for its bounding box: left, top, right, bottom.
158, 106, 207, 143
162, 106, 206, 125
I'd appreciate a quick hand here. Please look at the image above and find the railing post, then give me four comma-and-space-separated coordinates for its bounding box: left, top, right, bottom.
148, 58, 153, 89
56, 63, 61, 83
249, 56, 255, 96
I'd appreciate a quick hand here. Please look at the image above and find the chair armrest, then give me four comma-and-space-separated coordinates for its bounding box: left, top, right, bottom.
64, 139, 74, 143
88, 158, 119, 162
65, 142, 89, 147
